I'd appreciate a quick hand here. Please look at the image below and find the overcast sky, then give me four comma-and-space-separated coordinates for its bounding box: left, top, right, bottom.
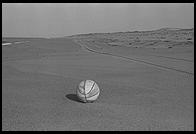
2, 3, 194, 38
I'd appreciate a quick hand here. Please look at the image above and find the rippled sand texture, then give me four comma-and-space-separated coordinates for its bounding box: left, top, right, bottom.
2, 28, 194, 130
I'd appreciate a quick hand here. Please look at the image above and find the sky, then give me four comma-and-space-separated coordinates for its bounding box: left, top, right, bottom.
2, 3, 194, 38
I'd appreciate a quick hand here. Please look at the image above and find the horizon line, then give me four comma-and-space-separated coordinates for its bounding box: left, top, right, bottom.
3, 27, 194, 39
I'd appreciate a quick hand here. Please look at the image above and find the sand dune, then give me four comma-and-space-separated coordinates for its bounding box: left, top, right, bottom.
2, 29, 194, 130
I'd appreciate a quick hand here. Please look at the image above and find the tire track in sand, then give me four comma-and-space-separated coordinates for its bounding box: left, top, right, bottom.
74, 39, 194, 76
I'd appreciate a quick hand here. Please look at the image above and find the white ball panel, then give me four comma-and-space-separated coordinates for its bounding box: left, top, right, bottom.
78, 86, 85, 94
86, 85, 99, 98
86, 92, 100, 102
84, 80, 95, 94
77, 90, 85, 98
79, 80, 85, 88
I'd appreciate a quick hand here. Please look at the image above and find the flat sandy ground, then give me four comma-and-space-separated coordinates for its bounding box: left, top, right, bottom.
2, 37, 194, 130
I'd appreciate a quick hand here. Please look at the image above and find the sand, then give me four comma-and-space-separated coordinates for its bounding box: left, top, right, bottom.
2, 29, 194, 131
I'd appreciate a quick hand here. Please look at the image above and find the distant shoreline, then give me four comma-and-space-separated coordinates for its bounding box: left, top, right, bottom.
2, 41, 30, 46
2, 43, 12, 46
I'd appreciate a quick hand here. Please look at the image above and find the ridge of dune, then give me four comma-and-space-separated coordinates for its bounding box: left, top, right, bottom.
67, 27, 194, 38
67, 27, 194, 75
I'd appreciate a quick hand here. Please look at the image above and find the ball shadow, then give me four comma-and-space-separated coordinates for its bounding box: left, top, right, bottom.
66, 94, 84, 103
